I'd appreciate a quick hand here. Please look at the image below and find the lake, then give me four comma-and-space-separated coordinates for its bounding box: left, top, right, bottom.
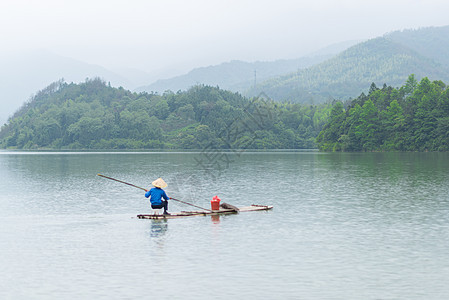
1, 151, 449, 299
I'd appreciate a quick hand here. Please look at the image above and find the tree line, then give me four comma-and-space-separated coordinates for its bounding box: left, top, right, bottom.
0, 78, 331, 150
3, 75, 448, 151
317, 75, 449, 151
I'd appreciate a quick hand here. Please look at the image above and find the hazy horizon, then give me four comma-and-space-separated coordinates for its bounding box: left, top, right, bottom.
1, 0, 449, 125
2, 0, 449, 73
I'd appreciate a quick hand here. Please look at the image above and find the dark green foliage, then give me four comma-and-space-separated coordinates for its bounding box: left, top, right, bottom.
0, 78, 329, 150
317, 75, 449, 151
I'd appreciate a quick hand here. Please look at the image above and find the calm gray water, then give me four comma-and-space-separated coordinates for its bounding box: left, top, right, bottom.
1, 151, 449, 299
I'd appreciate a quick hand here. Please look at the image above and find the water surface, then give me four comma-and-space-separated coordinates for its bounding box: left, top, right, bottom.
1, 151, 448, 299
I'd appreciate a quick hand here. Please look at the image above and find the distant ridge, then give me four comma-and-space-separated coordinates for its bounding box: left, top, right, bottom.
384, 26, 449, 66
135, 40, 361, 94
248, 25, 449, 103
135, 56, 330, 94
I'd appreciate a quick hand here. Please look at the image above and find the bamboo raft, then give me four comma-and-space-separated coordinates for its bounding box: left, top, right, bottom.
95, 175, 273, 220
137, 204, 273, 219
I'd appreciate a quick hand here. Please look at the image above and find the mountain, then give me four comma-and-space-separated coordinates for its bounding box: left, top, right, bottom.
0, 50, 156, 126
386, 26, 449, 66
0, 40, 360, 126
0, 80, 329, 150
135, 56, 329, 94
135, 40, 362, 94
248, 26, 449, 103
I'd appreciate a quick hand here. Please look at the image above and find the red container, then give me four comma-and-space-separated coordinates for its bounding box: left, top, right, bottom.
211, 196, 221, 210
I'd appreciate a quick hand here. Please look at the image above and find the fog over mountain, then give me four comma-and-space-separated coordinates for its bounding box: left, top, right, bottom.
135, 40, 362, 94
1, 0, 449, 125
249, 26, 449, 103
0, 51, 166, 125
0, 40, 359, 125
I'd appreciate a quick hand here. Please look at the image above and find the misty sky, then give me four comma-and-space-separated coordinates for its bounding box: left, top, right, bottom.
1, 0, 449, 74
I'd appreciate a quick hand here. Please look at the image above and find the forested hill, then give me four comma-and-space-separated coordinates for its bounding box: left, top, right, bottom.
317, 76, 449, 152
0, 79, 331, 150
250, 26, 449, 103
385, 26, 449, 67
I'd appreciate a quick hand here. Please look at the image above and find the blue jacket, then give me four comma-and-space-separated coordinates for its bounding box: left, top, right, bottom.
145, 187, 169, 205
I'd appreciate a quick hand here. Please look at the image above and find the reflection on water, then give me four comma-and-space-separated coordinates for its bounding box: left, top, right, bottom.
147, 219, 168, 252
210, 215, 220, 224
1, 151, 449, 299
149, 219, 168, 238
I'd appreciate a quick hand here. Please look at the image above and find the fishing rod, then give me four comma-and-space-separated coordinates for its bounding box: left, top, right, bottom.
97, 173, 147, 191
97, 173, 212, 212
168, 197, 213, 212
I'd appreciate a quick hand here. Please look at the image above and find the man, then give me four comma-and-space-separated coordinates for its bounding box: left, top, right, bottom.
145, 178, 170, 215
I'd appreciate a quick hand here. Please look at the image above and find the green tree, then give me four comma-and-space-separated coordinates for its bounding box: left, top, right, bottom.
402, 74, 418, 96
346, 104, 364, 151
358, 99, 379, 151
153, 100, 170, 120
380, 99, 405, 150
67, 117, 104, 147
316, 102, 345, 151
